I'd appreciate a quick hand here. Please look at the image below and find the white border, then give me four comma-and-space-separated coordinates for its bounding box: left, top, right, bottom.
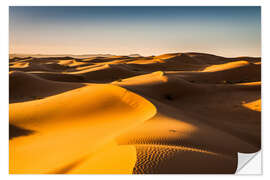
1, 0, 268, 179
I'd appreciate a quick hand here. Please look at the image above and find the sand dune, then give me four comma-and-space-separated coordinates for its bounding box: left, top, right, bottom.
9, 71, 84, 103
113, 70, 260, 173
9, 52, 261, 174
67, 64, 142, 83
132, 144, 235, 174
58, 59, 89, 67
29, 71, 87, 83
10, 62, 68, 72
10, 84, 156, 173
115, 71, 260, 147
125, 57, 204, 72
167, 61, 260, 84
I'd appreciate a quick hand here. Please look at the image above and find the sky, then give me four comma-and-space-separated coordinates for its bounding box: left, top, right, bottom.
9, 6, 261, 57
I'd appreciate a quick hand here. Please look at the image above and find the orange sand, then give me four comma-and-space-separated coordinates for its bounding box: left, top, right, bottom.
9, 53, 261, 174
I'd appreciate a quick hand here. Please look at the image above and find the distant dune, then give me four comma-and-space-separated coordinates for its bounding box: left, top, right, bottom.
9, 52, 261, 174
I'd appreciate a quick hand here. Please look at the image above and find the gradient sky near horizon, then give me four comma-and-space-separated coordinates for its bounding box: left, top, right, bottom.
9, 6, 261, 57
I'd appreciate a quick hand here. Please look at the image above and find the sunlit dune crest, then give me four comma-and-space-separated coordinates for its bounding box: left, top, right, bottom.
9, 52, 261, 174
202, 61, 250, 72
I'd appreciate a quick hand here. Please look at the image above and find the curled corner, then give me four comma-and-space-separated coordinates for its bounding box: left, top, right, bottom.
235, 151, 262, 174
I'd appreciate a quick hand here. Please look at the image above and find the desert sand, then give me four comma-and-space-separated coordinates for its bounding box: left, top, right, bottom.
9, 52, 261, 174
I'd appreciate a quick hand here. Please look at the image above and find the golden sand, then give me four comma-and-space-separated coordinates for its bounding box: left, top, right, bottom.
9, 53, 261, 174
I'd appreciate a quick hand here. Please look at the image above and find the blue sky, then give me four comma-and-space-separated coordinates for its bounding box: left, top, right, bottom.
9, 6, 261, 57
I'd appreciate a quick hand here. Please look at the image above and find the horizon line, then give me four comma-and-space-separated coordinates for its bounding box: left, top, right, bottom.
9, 52, 262, 59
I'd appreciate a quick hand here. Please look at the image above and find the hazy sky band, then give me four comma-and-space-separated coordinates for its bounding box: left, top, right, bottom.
9, 6, 261, 57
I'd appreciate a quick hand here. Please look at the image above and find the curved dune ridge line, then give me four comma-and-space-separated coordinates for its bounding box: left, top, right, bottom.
112, 71, 207, 101
9, 84, 157, 174
9, 52, 261, 174
114, 69, 260, 173
58, 59, 88, 67
168, 62, 260, 84
115, 100, 258, 174
115, 71, 260, 144
66, 64, 141, 83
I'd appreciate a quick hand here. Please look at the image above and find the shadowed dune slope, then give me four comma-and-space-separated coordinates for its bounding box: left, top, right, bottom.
9, 71, 84, 103
114, 71, 260, 173
115, 97, 259, 173
132, 144, 236, 174
167, 61, 261, 84
29, 72, 87, 83
10, 61, 69, 72
125, 57, 204, 72
114, 71, 260, 148
68, 64, 142, 83
113, 71, 207, 101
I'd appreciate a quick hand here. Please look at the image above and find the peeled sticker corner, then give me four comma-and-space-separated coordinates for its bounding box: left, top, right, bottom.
235, 150, 262, 175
